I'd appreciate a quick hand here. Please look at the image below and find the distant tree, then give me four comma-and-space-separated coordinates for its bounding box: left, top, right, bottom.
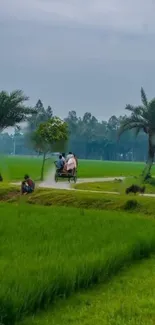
28, 99, 53, 133
0, 132, 13, 154
0, 89, 34, 132
46, 106, 53, 119
118, 87, 155, 178
31, 117, 68, 180
35, 99, 44, 111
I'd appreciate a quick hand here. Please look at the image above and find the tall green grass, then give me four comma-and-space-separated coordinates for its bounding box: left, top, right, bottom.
21, 257, 155, 325
0, 203, 155, 324
0, 155, 154, 180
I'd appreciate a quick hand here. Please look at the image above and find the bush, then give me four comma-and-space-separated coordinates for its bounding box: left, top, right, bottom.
123, 199, 139, 211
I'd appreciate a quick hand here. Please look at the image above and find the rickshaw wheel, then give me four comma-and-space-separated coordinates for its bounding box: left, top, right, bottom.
73, 176, 77, 183
55, 173, 58, 183
73, 170, 77, 183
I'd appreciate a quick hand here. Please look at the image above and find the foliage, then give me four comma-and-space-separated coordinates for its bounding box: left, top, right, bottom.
0, 90, 150, 161
31, 117, 68, 180
27, 99, 53, 133
123, 199, 139, 210
65, 110, 147, 161
0, 109, 148, 161
32, 117, 68, 154
119, 88, 155, 178
0, 203, 155, 324
0, 89, 34, 131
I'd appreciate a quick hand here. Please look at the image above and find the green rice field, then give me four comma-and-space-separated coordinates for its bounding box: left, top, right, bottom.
1, 155, 155, 324
0, 203, 155, 324
21, 257, 155, 325
0, 155, 153, 180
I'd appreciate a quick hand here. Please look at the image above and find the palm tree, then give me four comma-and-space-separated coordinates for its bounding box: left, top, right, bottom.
118, 87, 155, 179
0, 89, 35, 132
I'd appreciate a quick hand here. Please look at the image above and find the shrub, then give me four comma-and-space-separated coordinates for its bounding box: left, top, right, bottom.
123, 199, 139, 211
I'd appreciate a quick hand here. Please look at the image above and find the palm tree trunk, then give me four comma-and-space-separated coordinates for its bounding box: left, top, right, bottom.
143, 136, 154, 180
41, 152, 46, 181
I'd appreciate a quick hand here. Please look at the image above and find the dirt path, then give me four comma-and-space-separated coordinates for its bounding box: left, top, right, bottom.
38, 176, 124, 191
11, 176, 155, 197
76, 177, 125, 184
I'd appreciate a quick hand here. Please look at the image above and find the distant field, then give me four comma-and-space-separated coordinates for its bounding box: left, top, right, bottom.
0, 155, 52, 181
22, 257, 155, 325
1, 203, 155, 324
0, 155, 153, 181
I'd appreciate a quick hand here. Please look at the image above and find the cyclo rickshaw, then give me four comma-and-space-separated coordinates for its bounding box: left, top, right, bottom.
54, 161, 77, 183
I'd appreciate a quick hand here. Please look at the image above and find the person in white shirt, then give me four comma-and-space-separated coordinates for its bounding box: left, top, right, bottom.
66, 152, 73, 162
67, 155, 76, 174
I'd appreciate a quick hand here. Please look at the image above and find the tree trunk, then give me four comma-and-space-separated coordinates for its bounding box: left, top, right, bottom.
41, 152, 46, 181
143, 135, 155, 180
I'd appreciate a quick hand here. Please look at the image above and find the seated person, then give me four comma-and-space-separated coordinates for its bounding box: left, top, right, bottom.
73, 154, 78, 168
67, 155, 76, 175
24, 174, 35, 193
56, 155, 65, 172
66, 152, 73, 162
21, 180, 28, 195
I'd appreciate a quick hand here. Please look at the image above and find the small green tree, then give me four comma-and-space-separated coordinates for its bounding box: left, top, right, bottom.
31, 117, 68, 180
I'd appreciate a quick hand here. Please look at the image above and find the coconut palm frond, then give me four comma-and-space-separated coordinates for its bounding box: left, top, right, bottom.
148, 98, 155, 115
125, 104, 135, 112
118, 116, 148, 139
9, 90, 29, 105
125, 104, 146, 117
133, 106, 146, 116
141, 87, 148, 108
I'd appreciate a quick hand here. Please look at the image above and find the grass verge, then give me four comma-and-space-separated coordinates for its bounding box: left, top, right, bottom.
1, 184, 155, 216
1, 203, 155, 324
20, 256, 155, 325
74, 178, 155, 194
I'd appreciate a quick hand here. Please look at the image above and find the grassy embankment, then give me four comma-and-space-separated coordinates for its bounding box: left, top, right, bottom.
1, 183, 155, 216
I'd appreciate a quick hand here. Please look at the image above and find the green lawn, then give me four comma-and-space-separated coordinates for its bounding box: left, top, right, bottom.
21, 257, 155, 325
0, 155, 153, 181
0, 203, 155, 324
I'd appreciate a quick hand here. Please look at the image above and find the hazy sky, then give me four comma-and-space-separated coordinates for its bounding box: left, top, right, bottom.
1, 0, 155, 121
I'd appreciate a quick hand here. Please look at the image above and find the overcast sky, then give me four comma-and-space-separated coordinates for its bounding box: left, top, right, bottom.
1, 0, 155, 121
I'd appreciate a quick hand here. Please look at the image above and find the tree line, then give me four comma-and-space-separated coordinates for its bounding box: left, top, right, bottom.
0, 87, 155, 180
0, 98, 148, 161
